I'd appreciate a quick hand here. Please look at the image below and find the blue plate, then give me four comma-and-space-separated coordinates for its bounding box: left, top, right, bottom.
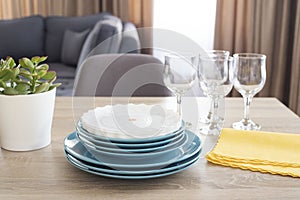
65, 149, 200, 175
65, 151, 200, 179
80, 132, 189, 162
64, 130, 201, 171
77, 120, 185, 144
77, 125, 184, 150
77, 129, 187, 153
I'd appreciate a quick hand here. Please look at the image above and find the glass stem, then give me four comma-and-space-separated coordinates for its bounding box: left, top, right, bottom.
207, 97, 214, 120
211, 97, 219, 123
243, 96, 253, 122
176, 94, 182, 118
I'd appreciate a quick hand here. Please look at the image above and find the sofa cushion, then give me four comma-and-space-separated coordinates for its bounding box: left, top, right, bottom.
61, 29, 90, 66
119, 22, 141, 53
48, 62, 76, 78
45, 12, 109, 62
77, 15, 123, 67
0, 15, 44, 60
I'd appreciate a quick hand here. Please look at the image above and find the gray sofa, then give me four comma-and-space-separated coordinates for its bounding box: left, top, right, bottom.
0, 13, 140, 96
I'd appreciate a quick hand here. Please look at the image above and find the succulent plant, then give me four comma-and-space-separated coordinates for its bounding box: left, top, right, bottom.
0, 56, 60, 95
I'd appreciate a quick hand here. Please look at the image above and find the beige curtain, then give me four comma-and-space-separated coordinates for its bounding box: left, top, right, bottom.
214, 0, 300, 115
0, 0, 100, 18
289, 1, 300, 115
100, 0, 153, 54
100, 0, 153, 28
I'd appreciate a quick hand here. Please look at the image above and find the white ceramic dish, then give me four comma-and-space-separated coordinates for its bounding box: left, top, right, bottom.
80, 104, 181, 139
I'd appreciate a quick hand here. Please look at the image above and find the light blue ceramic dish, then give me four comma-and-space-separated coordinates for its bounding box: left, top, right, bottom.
77, 132, 189, 162
77, 124, 185, 150
64, 130, 201, 171
77, 129, 187, 154
65, 149, 200, 175
64, 151, 200, 179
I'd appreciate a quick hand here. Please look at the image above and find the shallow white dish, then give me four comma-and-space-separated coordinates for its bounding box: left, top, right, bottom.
77, 120, 185, 144
80, 104, 181, 139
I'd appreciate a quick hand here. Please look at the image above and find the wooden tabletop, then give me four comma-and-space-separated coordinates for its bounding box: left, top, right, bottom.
1, 97, 300, 199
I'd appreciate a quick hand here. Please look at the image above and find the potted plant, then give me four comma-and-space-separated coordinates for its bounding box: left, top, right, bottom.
0, 56, 60, 151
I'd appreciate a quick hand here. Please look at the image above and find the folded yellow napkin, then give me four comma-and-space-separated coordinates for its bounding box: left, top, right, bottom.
206, 128, 300, 177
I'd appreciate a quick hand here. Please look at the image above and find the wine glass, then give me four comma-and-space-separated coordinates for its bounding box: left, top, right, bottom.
163, 54, 197, 126
232, 53, 266, 130
198, 53, 233, 135
198, 50, 230, 124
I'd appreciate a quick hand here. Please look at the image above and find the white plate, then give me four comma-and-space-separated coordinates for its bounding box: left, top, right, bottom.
80, 104, 181, 139
76, 121, 184, 145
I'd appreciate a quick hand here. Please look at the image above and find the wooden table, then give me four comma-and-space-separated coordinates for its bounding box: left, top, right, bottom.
1, 97, 300, 199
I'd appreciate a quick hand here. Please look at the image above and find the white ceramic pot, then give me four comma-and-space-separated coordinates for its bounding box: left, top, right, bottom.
0, 88, 56, 151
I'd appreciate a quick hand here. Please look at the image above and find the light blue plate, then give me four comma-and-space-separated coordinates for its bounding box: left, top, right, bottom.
77, 120, 185, 144
80, 132, 189, 162
64, 130, 201, 171
77, 125, 185, 150
65, 151, 200, 179
65, 149, 200, 175
77, 130, 187, 154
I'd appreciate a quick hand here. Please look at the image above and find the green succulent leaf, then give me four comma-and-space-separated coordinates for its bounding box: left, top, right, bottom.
15, 80, 31, 85
19, 58, 34, 71
15, 83, 29, 92
0, 69, 14, 82
6, 57, 16, 68
12, 68, 20, 78
0, 80, 6, 88
34, 82, 50, 94
31, 56, 40, 64
20, 72, 33, 80
37, 70, 47, 79
3, 87, 19, 95
36, 64, 49, 71
0, 69, 9, 78
49, 83, 61, 91
32, 56, 47, 64
42, 71, 56, 80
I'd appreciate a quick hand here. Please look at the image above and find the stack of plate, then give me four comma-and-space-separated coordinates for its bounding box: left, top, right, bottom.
64, 104, 202, 179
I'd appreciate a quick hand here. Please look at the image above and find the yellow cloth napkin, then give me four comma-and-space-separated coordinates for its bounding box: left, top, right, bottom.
206, 128, 300, 177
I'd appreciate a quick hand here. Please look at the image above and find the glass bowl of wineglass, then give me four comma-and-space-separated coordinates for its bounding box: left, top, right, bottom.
232, 53, 266, 130
198, 50, 230, 124
163, 53, 197, 128
198, 53, 234, 135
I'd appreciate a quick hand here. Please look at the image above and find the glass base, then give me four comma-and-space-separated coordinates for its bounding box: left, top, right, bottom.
185, 121, 193, 130
232, 119, 261, 131
198, 122, 222, 136
198, 112, 212, 124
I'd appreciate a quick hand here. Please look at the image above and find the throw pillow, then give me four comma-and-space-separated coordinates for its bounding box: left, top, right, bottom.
77, 15, 123, 67
45, 12, 110, 62
61, 29, 90, 66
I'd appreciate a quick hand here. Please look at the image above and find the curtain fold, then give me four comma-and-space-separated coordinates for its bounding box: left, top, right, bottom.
99, 0, 153, 27
289, 1, 300, 115
214, 0, 300, 115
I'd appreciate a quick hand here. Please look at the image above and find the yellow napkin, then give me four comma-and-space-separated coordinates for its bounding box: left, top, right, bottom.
206, 128, 300, 177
